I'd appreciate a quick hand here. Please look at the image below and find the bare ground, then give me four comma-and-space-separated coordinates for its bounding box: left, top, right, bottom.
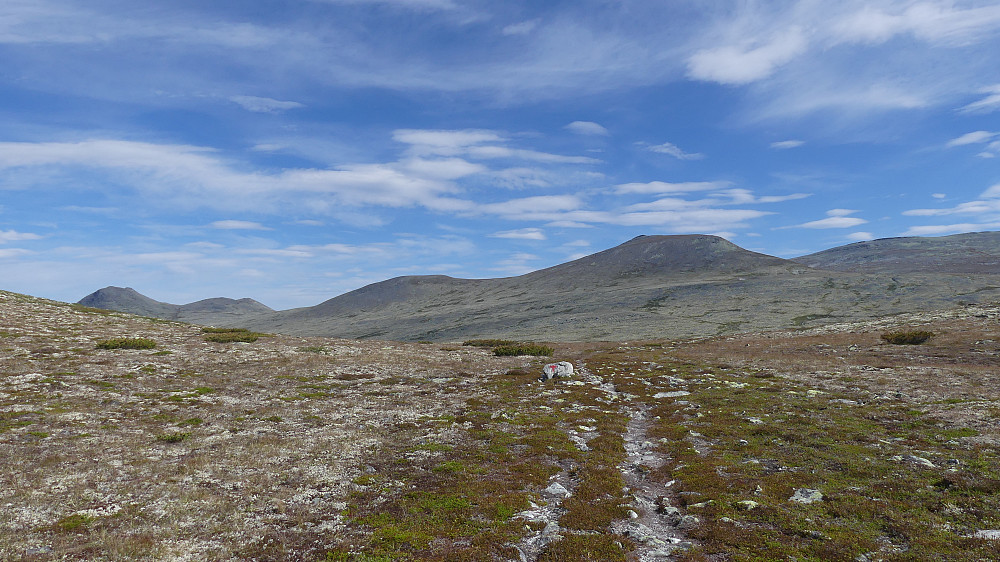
4, 290, 1000, 561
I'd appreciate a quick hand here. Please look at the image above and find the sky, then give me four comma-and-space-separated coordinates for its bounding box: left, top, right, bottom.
1, 0, 999, 310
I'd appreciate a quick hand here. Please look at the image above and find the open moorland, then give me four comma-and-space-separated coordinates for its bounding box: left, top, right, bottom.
3, 289, 1000, 561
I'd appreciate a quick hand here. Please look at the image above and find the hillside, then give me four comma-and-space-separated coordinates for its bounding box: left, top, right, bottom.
4, 289, 1000, 560
793, 231, 1000, 274
78, 233, 1000, 342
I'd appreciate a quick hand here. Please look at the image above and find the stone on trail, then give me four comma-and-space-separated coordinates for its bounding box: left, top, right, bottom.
540, 361, 573, 382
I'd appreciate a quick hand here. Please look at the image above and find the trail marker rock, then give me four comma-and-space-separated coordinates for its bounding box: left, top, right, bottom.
540, 361, 573, 382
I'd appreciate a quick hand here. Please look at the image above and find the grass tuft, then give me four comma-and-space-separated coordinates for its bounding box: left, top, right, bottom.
95, 337, 157, 350
881, 330, 934, 345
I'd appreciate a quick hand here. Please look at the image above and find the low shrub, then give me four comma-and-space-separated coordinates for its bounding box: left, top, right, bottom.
202, 327, 251, 334
204, 331, 263, 343
493, 344, 554, 357
95, 337, 157, 350
155, 432, 190, 443
881, 330, 934, 345
463, 339, 517, 348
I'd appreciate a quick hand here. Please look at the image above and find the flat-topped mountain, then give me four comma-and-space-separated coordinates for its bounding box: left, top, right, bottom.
794, 231, 1000, 274
76, 232, 1000, 341
78, 286, 273, 324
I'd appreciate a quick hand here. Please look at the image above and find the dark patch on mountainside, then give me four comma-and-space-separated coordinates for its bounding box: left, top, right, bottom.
794, 231, 1000, 274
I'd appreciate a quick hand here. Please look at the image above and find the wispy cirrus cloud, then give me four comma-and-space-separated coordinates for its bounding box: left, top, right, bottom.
0, 229, 43, 242
491, 227, 546, 240
211, 220, 271, 230
229, 95, 304, 113
960, 84, 1000, 113
644, 142, 704, 160
770, 140, 804, 149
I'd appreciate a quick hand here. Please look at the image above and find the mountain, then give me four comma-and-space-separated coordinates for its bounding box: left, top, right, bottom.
77, 233, 1000, 341
79, 287, 176, 318
793, 231, 1000, 274
77, 286, 273, 324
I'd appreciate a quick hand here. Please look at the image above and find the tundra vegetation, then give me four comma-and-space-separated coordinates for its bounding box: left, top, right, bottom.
1, 289, 1000, 560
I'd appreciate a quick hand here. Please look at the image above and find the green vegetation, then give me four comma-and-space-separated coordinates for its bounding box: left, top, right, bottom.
155, 432, 190, 443
55, 514, 93, 532
585, 346, 1000, 561
462, 339, 517, 347
204, 330, 266, 343
95, 337, 157, 350
493, 344, 554, 357
201, 327, 251, 333
881, 329, 935, 344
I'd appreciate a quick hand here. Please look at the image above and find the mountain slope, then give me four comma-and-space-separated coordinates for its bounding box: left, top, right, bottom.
77, 232, 1000, 341
794, 231, 1000, 274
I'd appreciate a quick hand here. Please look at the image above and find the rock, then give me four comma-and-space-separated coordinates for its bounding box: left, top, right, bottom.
972, 530, 1000, 540
789, 488, 824, 504
734, 500, 759, 510
676, 514, 701, 530
544, 482, 571, 497
653, 391, 691, 399
540, 361, 573, 381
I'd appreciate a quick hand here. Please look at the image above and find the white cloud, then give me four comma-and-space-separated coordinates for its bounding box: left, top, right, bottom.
770, 140, 804, 149
394, 129, 504, 155
646, 142, 704, 160
477, 195, 582, 217
797, 216, 868, 229
0, 139, 479, 214
314, 0, 458, 10
503, 19, 540, 36
687, 27, 807, 85
394, 128, 597, 164
491, 228, 546, 240
229, 95, 304, 113
960, 84, 1000, 113
946, 130, 997, 147
932, 193, 946, 199
0, 248, 33, 259
903, 222, 1000, 236
846, 231, 874, 241
790, 209, 867, 229
833, 3, 1000, 46
0, 229, 43, 242
614, 181, 731, 195
211, 220, 271, 230
565, 121, 609, 136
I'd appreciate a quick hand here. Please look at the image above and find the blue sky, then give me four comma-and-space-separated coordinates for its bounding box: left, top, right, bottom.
1, 0, 999, 309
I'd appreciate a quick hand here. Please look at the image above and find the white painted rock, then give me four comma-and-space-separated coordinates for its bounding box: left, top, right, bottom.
540, 361, 573, 381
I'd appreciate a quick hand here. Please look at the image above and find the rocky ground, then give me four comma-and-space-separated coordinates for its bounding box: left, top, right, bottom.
3, 290, 1000, 560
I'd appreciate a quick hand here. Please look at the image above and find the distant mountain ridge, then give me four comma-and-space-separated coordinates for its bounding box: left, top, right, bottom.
78, 286, 273, 325
793, 231, 1000, 274
77, 232, 1000, 341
